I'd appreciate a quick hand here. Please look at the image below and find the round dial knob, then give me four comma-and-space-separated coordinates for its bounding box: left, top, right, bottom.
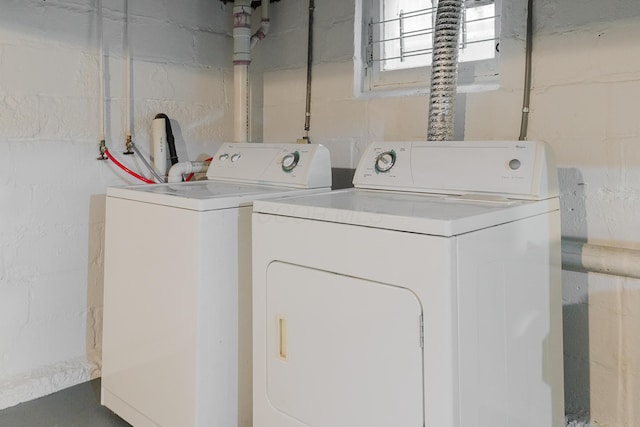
230, 153, 241, 162
375, 150, 396, 173
282, 151, 300, 172
218, 153, 229, 161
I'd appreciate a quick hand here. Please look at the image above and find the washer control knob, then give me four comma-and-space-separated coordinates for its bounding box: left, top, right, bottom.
230, 153, 241, 162
509, 159, 521, 170
218, 153, 229, 161
282, 151, 300, 172
375, 150, 396, 173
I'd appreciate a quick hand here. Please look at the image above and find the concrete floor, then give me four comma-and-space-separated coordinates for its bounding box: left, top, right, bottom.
0, 379, 130, 427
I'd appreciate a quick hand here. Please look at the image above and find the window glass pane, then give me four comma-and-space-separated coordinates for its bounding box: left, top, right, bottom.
380, 0, 496, 72
459, 3, 496, 62
381, 0, 435, 71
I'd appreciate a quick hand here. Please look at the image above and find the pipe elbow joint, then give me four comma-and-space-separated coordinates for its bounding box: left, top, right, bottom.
251, 19, 270, 48
167, 162, 192, 183
167, 161, 211, 183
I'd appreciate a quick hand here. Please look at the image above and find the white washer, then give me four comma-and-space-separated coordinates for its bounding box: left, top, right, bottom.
101, 143, 332, 427
252, 141, 565, 427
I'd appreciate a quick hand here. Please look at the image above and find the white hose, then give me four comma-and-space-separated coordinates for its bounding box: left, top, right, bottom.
167, 161, 211, 183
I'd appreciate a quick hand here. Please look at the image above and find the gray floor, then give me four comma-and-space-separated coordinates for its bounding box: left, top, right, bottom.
0, 379, 130, 427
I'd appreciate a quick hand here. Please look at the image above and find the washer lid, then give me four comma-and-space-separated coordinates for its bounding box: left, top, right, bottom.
107, 181, 328, 211
253, 189, 559, 236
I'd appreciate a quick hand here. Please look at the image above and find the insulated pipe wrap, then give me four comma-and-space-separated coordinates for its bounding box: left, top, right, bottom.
562, 239, 640, 280
427, 0, 463, 141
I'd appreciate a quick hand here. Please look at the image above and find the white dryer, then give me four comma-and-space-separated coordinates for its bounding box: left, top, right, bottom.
101, 143, 331, 427
252, 141, 564, 427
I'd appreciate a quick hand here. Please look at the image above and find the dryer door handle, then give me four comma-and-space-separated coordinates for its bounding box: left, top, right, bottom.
278, 316, 288, 360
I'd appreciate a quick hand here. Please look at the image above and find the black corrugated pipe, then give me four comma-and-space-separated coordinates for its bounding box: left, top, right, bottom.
427, 0, 464, 141
519, 0, 534, 140
154, 113, 178, 166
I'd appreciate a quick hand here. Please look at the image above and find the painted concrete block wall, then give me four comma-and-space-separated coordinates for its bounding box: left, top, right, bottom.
0, 0, 233, 409
467, 2, 640, 426
259, 1, 640, 425
528, 6, 640, 426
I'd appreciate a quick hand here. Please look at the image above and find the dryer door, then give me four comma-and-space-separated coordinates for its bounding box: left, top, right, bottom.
264, 262, 424, 427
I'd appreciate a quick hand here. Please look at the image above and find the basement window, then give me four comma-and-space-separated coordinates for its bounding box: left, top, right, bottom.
356, 0, 502, 95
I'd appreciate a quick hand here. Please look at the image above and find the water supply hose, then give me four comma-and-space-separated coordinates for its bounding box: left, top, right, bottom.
130, 143, 165, 183
104, 148, 155, 184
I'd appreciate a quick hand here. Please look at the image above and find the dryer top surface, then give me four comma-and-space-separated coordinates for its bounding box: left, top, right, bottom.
253, 188, 559, 236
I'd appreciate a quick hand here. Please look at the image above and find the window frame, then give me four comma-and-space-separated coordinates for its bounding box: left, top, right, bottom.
355, 0, 503, 97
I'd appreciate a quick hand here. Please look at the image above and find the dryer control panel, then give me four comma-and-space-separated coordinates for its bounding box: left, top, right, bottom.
207, 143, 331, 188
353, 141, 558, 200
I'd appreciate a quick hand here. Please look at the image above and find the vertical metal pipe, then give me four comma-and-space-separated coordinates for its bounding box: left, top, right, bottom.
519, 0, 534, 141
427, 0, 464, 141
303, 0, 315, 140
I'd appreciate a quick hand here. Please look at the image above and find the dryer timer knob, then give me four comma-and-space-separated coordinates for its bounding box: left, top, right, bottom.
375, 150, 396, 173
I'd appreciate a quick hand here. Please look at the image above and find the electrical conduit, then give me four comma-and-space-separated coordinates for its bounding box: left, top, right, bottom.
303, 0, 314, 142
427, 0, 464, 141
519, 0, 534, 141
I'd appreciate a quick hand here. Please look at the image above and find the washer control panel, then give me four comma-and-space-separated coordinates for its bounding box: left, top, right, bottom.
207, 143, 331, 188
353, 141, 558, 200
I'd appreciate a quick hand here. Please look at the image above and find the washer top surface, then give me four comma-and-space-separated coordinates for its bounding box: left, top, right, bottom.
106, 142, 332, 211
107, 180, 329, 211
